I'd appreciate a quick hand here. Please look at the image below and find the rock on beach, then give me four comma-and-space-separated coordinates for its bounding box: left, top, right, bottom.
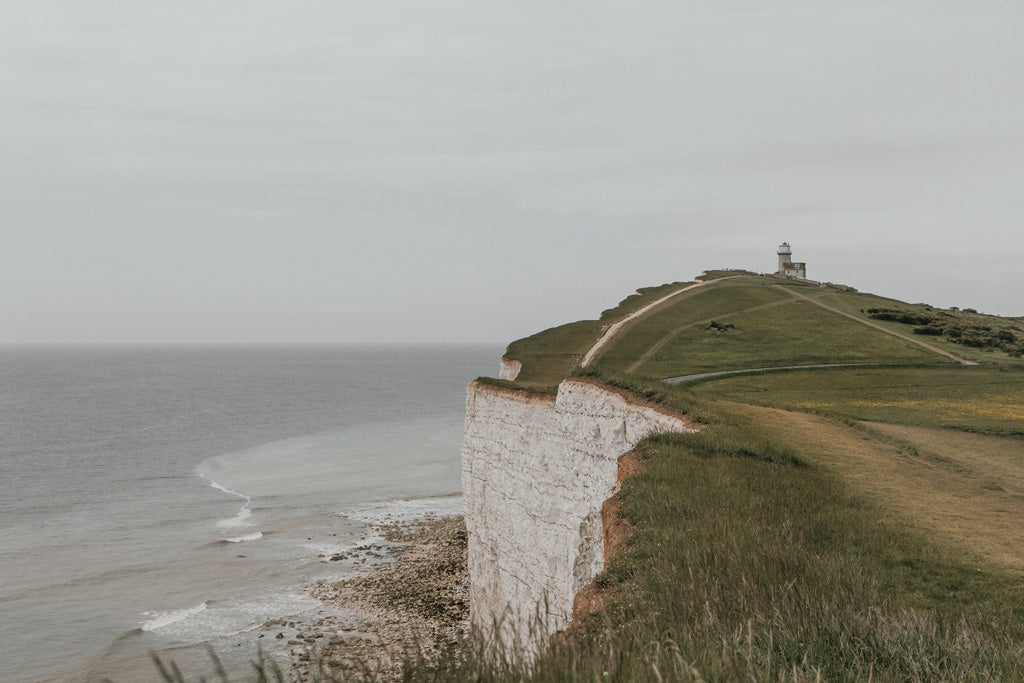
298, 515, 468, 681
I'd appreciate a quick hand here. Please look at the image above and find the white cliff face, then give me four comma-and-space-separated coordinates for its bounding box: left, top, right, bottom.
461, 377, 696, 653
498, 357, 522, 381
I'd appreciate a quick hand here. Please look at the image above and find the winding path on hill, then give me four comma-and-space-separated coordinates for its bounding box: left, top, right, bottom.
775, 286, 978, 365
579, 276, 737, 368
581, 276, 976, 381
663, 363, 884, 385
624, 294, 799, 374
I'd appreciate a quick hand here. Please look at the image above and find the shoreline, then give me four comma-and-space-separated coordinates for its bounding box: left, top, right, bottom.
292, 514, 469, 680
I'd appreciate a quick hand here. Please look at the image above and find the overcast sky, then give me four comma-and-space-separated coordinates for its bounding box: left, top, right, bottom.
2, 0, 1022, 344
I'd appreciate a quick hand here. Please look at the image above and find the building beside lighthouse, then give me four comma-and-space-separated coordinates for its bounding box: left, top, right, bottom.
776, 242, 806, 279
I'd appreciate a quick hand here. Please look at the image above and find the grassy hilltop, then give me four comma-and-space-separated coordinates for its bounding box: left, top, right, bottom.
444, 272, 1024, 681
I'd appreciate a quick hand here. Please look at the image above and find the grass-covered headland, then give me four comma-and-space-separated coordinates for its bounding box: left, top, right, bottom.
429, 274, 1024, 681
179, 274, 1024, 681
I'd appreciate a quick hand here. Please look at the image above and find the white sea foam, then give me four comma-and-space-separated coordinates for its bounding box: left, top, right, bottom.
141, 591, 338, 642
206, 479, 247, 500
140, 602, 208, 632
310, 496, 461, 565
199, 474, 254, 528
343, 494, 463, 526
304, 530, 386, 557
225, 532, 263, 543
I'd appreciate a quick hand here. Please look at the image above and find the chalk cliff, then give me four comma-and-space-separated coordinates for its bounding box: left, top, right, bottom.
498, 357, 522, 381
461, 376, 696, 652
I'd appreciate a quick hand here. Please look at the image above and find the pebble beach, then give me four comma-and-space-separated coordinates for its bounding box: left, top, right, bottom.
291, 515, 469, 680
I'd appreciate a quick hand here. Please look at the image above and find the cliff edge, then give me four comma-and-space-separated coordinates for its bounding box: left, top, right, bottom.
461, 376, 696, 652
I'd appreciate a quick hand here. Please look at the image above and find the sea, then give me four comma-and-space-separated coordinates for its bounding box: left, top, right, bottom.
0, 344, 498, 682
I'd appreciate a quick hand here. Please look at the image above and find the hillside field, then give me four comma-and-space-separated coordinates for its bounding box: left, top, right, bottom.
449, 273, 1024, 681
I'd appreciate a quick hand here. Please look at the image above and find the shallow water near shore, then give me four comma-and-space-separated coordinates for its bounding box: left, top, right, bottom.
0, 344, 497, 682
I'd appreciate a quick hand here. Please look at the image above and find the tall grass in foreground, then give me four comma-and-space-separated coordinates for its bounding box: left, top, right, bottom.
410, 416, 1024, 682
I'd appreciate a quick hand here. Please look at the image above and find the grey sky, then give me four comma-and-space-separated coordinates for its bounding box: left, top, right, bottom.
3, 1, 1022, 344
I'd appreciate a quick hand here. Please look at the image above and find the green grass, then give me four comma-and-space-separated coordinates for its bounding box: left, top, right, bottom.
503, 320, 605, 387
476, 277, 1024, 681
505, 275, 1015, 386
448, 277, 1024, 680
504, 272, 1022, 383
407, 400, 1024, 681
593, 279, 794, 374
786, 285, 1024, 361
503, 281, 692, 387
688, 364, 1024, 435
604, 297, 944, 379
572, 368, 712, 424
606, 418, 1024, 680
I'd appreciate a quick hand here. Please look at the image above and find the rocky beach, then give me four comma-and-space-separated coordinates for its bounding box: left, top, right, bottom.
289, 515, 469, 680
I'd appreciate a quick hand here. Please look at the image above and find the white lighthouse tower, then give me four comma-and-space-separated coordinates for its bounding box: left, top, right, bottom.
776, 242, 806, 279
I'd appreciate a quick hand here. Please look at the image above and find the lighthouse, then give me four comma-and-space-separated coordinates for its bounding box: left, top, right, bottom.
776, 242, 807, 279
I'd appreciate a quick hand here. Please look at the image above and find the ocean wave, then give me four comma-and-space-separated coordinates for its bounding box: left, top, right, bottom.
205, 479, 248, 501
140, 602, 208, 632
139, 591, 341, 643
217, 506, 252, 529
225, 532, 263, 543
198, 473, 254, 529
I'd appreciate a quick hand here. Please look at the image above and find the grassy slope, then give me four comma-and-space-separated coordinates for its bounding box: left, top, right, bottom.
606, 408, 1024, 680
592, 279, 794, 374
591, 276, 979, 378
689, 365, 1024, 435
626, 298, 941, 376
839, 421, 1024, 575
422, 402, 1024, 681
421, 274, 1024, 681
789, 285, 1024, 362
502, 281, 692, 389
504, 274, 1021, 390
